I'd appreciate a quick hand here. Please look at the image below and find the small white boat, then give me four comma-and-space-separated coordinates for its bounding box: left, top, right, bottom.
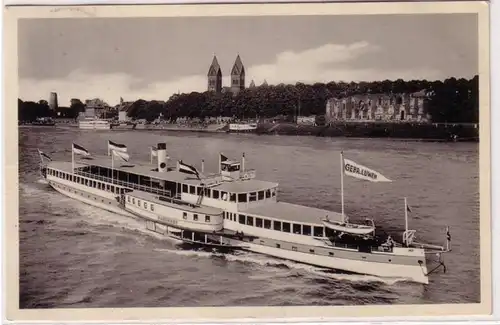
322, 218, 375, 235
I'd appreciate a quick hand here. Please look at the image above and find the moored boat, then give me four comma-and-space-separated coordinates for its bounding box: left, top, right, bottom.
36, 142, 451, 285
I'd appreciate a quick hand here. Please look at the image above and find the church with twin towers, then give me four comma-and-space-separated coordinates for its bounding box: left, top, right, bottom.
207, 54, 254, 95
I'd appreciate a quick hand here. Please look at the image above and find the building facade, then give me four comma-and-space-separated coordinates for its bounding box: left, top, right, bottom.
325, 90, 432, 123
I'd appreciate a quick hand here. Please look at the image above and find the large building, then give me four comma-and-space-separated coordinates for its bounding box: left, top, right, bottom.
325, 90, 432, 123
207, 54, 246, 95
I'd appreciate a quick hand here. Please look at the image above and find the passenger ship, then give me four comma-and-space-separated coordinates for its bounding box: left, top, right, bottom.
78, 117, 111, 130
37, 142, 451, 285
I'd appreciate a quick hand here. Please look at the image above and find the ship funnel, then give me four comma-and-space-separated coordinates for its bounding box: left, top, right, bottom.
157, 143, 167, 172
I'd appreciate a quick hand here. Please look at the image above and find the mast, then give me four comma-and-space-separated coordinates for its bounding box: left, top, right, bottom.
340, 151, 345, 222
404, 197, 409, 234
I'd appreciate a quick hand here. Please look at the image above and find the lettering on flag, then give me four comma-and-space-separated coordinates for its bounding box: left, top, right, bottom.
343, 158, 392, 183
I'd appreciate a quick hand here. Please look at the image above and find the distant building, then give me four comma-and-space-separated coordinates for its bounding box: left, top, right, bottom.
49, 92, 58, 110
230, 55, 245, 95
249, 80, 256, 88
207, 55, 223, 93
324, 91, 432, 123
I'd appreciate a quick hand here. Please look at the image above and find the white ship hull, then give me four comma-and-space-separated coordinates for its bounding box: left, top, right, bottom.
242, 241, 429, 284
228, 123, 258, 132
78, 119, 111, 130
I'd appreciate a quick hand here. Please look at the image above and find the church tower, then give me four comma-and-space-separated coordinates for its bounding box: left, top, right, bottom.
230, 54, 245, 94
207, 55, 222, 93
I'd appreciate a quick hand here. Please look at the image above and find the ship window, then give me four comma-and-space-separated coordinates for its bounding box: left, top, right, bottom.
258, 191, 264, 200
247, 216, 254, 226
273, 221, 282, 231
150, 204, 154, 211
309, 249, 315, 254
314, 227, 324, 237
271, 189, 276, 197
196, 187, 202, 195
132, 198, 135, 204
255, 218, 263, 228
212, 190, 219, 199
144, 202, 147, 209
282, 222, 291, 233
276, 244, 281, 248
239, 214, 245, 224
127, 196, 130, 203
230, 193, 237, 202
204, 188, 210, 197
182, 184, 188, 192
329, 252, 334, 256
106, 184, 110, 191
221, 191, 228, 201
183, 212, 187, 219
292, 246, 297, 251
249, 192, 257, 202
189, 186, 195, 194
302, 225, 311, 236
137, 199, 141, 206
264, 219, 271, 229
193, 214, 198, 221
238, 193, 247, 202
205, 215, 210, 223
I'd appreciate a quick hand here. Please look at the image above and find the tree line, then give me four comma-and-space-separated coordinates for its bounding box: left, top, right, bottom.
18, 75, 478, 123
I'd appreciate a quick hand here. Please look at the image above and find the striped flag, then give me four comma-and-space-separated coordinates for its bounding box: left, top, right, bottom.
178, 160, 200, 179
220, 153, 228, 162
108, 140, 127, 153
112, 150, 130, 162
37, 149, 52, 161
151, 146, 158, 157
446, 227, 451, 241
72, 143, 90, 156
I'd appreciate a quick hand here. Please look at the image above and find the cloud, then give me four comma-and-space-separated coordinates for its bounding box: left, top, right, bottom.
19, 41, 444, 106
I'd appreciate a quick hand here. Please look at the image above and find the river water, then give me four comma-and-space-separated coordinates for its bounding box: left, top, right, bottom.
18, 127, 480, 308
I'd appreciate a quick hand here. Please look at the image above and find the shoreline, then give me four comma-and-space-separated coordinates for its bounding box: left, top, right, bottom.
19, 121, 479, 142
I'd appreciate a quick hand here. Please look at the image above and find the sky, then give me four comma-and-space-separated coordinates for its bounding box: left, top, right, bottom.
18, 14, 478, 106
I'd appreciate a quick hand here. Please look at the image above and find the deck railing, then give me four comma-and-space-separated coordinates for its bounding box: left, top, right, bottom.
74, 171, 172, 197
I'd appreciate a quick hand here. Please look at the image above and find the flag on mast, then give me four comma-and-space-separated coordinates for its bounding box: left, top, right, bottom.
108, 140, 128, 154
112, 150, 130, 162
151, 146, 158, 157
406, 203, 412, 213
342, 157, 392, 183
72, 143, 90, 156
37, 149, 52, 161
178, 160, 200, 179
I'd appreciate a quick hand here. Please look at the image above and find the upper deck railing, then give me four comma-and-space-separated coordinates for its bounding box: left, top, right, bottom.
74, 170, 172, 197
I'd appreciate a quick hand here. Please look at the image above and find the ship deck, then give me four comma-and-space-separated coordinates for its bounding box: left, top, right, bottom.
49, 156, 278, 193
240, 201, 344, 225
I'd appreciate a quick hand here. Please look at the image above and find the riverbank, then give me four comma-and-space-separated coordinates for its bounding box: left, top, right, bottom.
20, 120, 479, 142
254, 122, 479, 142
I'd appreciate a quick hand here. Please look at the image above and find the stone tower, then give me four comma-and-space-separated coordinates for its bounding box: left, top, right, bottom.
230, 54, 245, 94
207, 55, 222, 93
49, 92, 58, 110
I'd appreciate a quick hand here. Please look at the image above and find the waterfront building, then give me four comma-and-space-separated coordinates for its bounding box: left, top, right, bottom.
325, 91, 431, 123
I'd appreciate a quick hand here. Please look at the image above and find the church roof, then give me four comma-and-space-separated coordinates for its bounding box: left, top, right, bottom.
207, 55, 222, 76
262, 80, 268, 87
249, 80, 256, 88
231, 54, 245, 76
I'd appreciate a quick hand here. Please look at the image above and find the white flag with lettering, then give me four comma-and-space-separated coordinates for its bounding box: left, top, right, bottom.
343, 158, 392, 183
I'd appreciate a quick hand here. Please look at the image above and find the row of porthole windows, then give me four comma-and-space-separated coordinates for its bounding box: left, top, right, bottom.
48, 168, 124, 195
180, 183, 276, 203
51, 181, 114, 205
182, 211, 211, 223
127, 196, 155, 212
223, 211, 324, 237
260, 239, 393, 262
